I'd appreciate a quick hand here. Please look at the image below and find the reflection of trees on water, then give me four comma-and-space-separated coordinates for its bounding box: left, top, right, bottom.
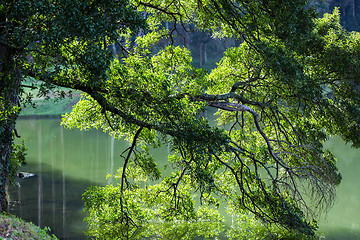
8, 162, 90, 240
8, 122, 84, 239
5, 119, 127, 239
7, 119, 164, 239
37, 124, 42, 228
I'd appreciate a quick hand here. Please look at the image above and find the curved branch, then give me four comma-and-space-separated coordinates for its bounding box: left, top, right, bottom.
120, 126, 143, 212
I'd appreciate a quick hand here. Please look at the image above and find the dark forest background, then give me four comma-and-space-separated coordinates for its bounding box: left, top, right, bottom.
316, 0, 360, 31
130, 0, 360, 71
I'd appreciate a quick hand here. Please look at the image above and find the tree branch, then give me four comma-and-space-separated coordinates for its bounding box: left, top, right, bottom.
120, 126, 143, 213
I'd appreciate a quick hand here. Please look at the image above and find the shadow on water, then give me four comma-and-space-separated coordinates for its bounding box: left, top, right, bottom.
8, 162, 94, 240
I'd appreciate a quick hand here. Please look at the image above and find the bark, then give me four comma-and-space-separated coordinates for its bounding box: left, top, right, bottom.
199, 42, 203, 68
0, 45, 21, 211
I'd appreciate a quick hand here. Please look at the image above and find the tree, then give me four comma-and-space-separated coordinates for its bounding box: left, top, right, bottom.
2, 0, 360, 239
66, 1, 359, 238
0, 0, 145, 211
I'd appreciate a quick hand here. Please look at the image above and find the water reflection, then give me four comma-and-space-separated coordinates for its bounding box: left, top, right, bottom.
319, 138, 360, 240
8, 118, 131, 239
9, 163, 89, 239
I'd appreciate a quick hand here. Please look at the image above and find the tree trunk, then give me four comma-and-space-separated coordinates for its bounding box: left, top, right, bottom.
199, 42, 203, 68
0, 45, 21, 211
352, 0, 355, 18
204, 42, 207, 64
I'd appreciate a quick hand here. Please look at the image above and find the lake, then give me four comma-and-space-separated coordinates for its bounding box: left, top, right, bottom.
8, 118, 360, 239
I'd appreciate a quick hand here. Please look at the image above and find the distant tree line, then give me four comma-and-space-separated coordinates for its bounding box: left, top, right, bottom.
313, 0, 360, 31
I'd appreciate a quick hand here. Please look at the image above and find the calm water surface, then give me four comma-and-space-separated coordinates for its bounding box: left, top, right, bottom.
8, 118, 360, 239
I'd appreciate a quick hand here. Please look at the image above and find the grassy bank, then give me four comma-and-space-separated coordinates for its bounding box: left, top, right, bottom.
0, 214, 58, 240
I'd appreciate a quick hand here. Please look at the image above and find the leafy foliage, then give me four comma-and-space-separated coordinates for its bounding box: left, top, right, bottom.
83, 176, 224, 239
226, 213, 319, 240
7, 140, 27, 185
2, 0, 360, 239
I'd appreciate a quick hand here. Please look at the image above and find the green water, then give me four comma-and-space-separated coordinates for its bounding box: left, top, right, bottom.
8, 118, 360, 239
318, 138, 360, 239
8, 118, 143, 239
